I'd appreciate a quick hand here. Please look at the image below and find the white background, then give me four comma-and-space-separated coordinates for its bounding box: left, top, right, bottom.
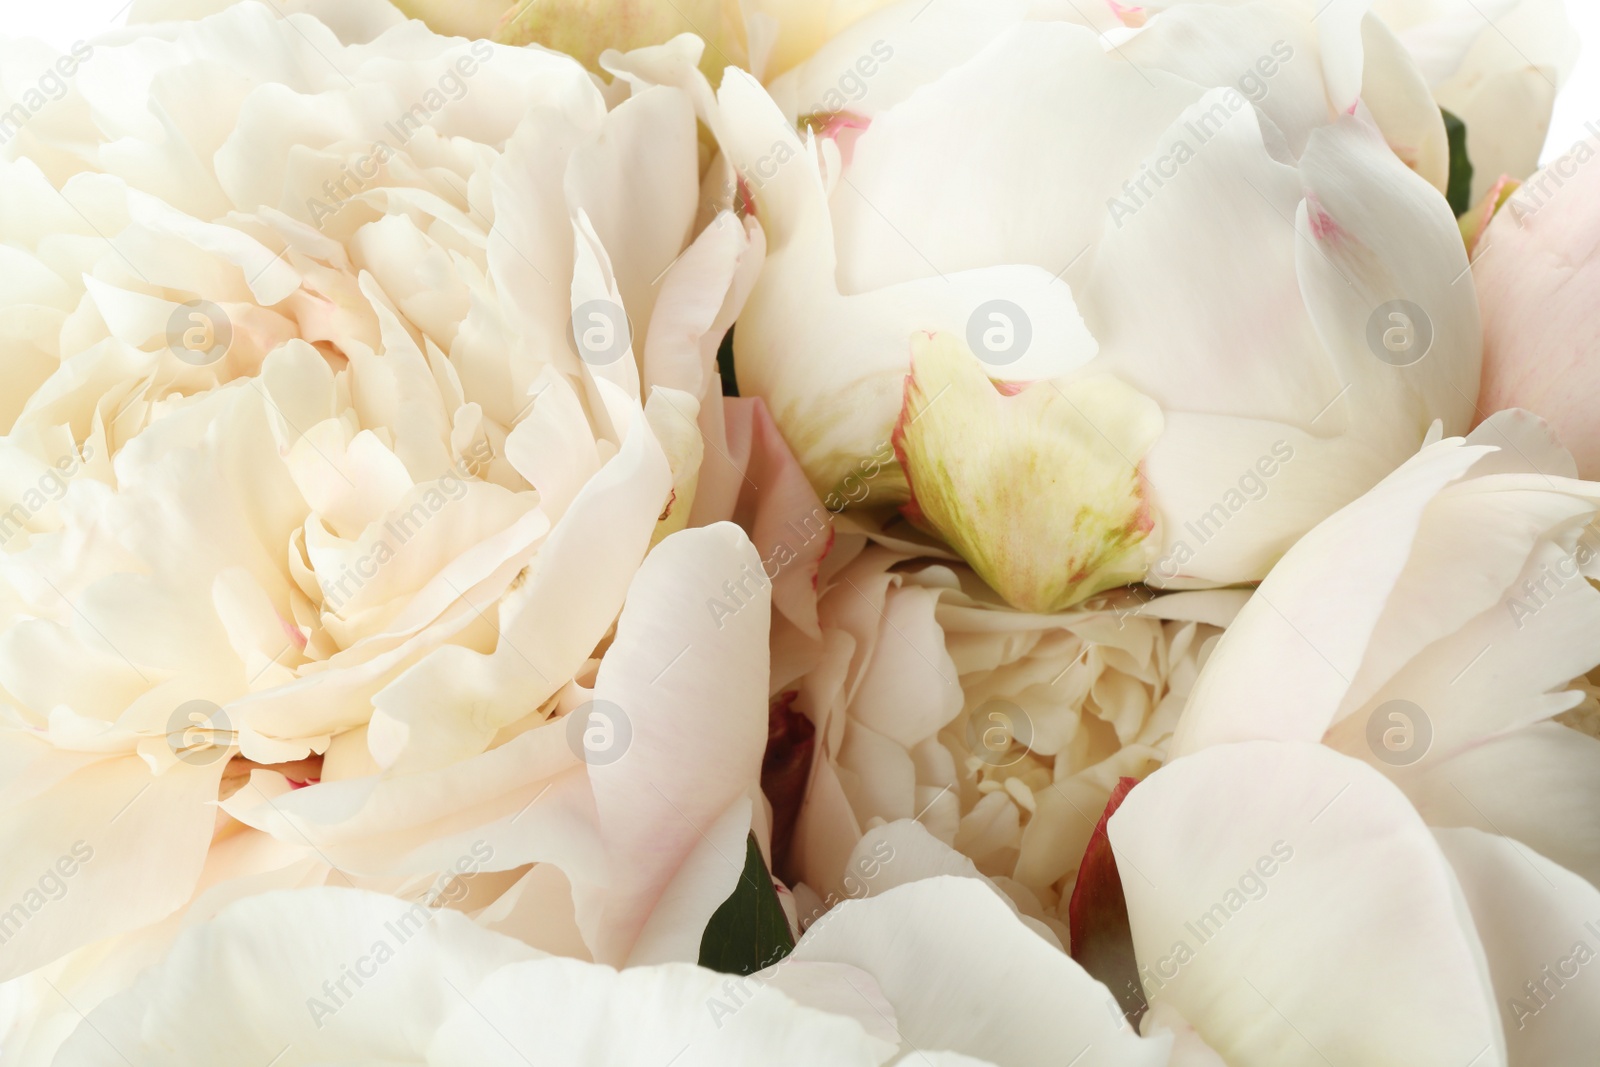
1550, 1, 1600, 157
0, 1, 1595, 162
0, 0, 133, 49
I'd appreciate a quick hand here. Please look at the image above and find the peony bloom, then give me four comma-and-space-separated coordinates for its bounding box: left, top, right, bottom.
1110, 737, 1600, 1065
1372, 0, 1577, 204
717, 0, 1481, 611
49, 878, 1173, 1066
1172, 409, 1600, 856
1473, 137, 1600, 479
1148, 409, 1600, 1058
759, 404, 1600, 1064
488, 0, 901, 84
772, 522, 1245, 946
0, 0, 784, 1042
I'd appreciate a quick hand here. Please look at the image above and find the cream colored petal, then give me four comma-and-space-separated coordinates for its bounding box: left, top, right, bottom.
1407, 722, 1600, 889
1436, 827, 1600, 1064
1173, 435, 1488, 755
53, 887, 538, 1066
580, 523, 772, 966
791, 877, 1170, 1066
369, 387, 670, 771
428, 955, 895, 1066
0, 748, 223, 981
1110, 741, 1503, 1067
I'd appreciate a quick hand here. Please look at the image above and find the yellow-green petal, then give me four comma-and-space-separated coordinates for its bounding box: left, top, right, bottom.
390, 0, 516, 40
894, 332, 1161, 613
494, 0, 740, 80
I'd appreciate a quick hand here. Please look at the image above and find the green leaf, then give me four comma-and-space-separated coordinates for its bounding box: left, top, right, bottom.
1442, 108, 1474, 218
698, 833, 795, 976
716, 325, 740, 397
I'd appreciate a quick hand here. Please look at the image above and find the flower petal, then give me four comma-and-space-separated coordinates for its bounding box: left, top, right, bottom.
580, 523, 772, 966
1436, 826, 1600, 1063
1110, 741, 1503, 1066
791, 877, 1171, 1066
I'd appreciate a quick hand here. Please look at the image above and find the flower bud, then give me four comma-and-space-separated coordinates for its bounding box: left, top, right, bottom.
1475, 137, 1600, 477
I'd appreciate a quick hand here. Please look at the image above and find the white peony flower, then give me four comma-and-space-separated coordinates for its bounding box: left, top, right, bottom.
1131, 408, 1600, 1062
48, 878, 1176, 1066
0, 0, 778, 1039
1110, 737, 1600, 1065
1173, 409, 1600, 879
716, 0, 1480, 611
1372, 0, 1577, 204
765, 410, 1600, 1065
771, 522, 1245, 947
0, 1, 1585, 1064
